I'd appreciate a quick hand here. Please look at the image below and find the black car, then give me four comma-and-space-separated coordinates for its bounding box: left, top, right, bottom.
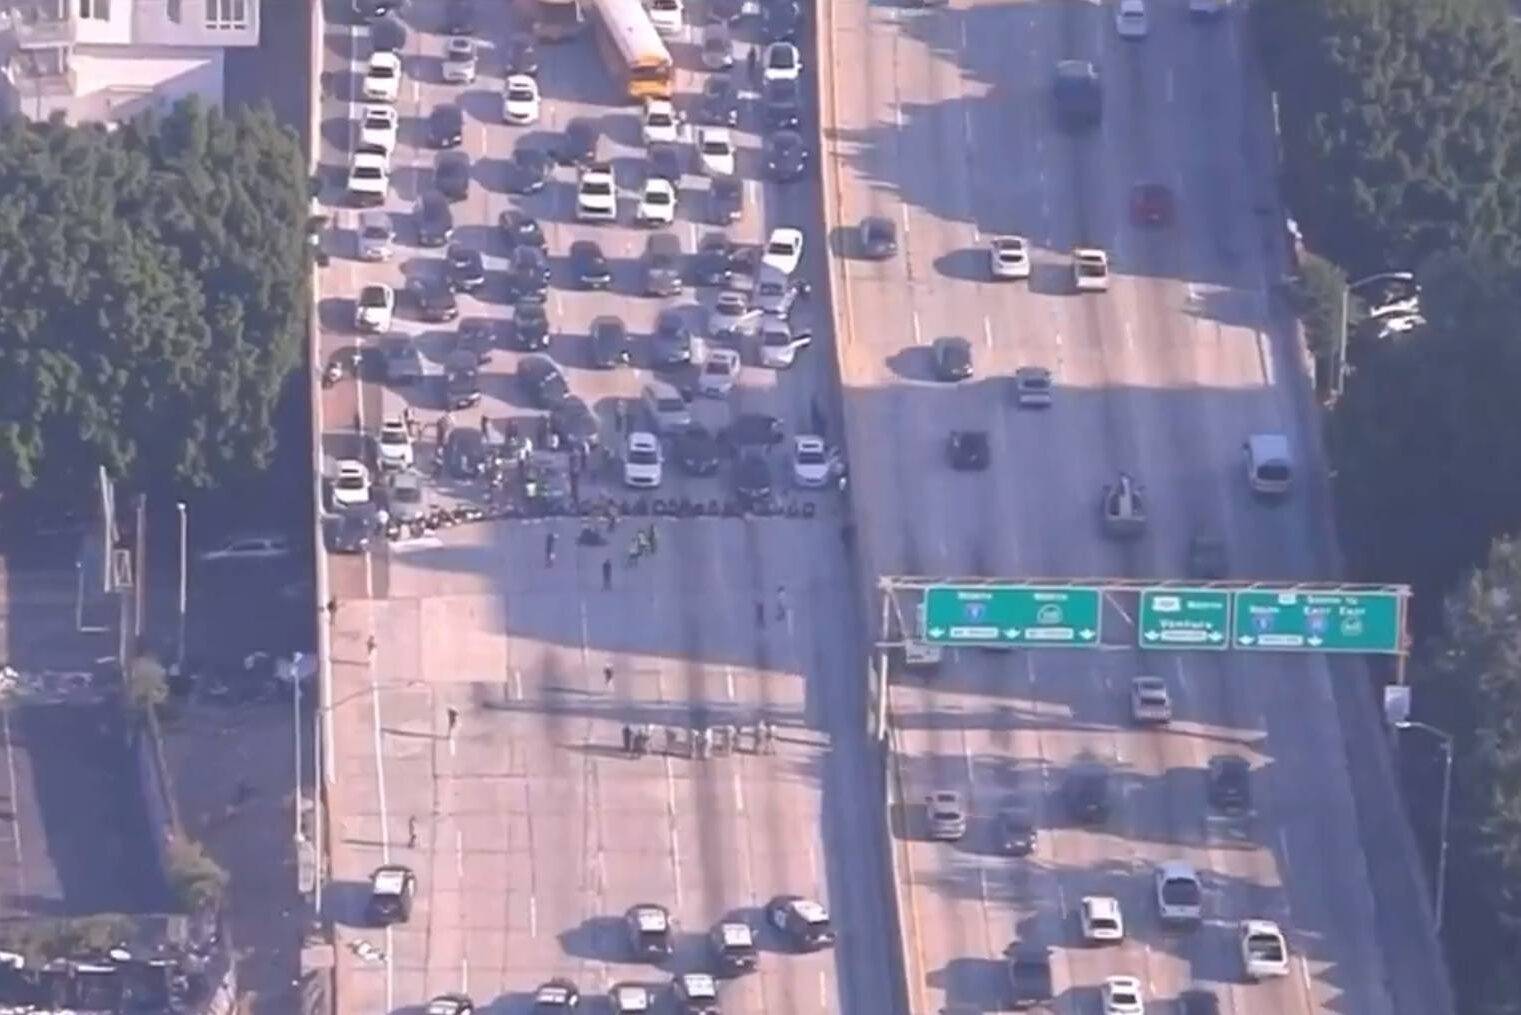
443, 0, 475, 35
381, 335, 424, 384
708, 921, 758, 975
512, 300, 551, 350
500, 210, 546, 252
675, 425, 722, 476
948, 430, 990, 470
1065, 765, 1110, 825
692, 233, 735, 287
444, 349, 480, 408
435, 151, 471, 201
456, 318, 498, 363
734, 452, 772, 506
644, 233, 684, 296
570, 239, 612, 289
760, 0, 802, 41
647, 143, 682, 185
446, 244, 485, 293
504, 32, 539, 75
409, 277, 459, 322
508, 246, 551, 302
429, 103, 464, 148
709, 0, 743, 22
557, 117, 599, 167
445, 427, 488, 479
652, 309, 694, 368
590, 315, 631, 367
370, 14, 407, 51
533, 979, 580, 1015
517, 355, 570, 408
698, 75, 739, 127
722, 412, 784, 452
762, 79, 802, 131
1054, 59, 1102, 128
416, 191, 454, 247
765, 130, 807, 181
859, 215, 898, 259
1207, 755, 1251, 815
709, 176, 743, 224
505, 145, 551, 194
353, 0, 406, 18
625, 904, 674, 961
1008, 945, 1053, 1010
552, 396, 602, 451
932, 336, 973, 381
324, 512, 372, 555
994, 803, 1035, 856
366, 864, 416, 925
765, 895, 835, 951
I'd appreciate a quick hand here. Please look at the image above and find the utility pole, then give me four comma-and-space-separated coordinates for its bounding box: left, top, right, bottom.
176, 501, 188, 672
1396, 720, 1454, 935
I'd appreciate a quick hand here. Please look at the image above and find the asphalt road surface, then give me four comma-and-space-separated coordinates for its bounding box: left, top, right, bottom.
313, 0, 901, 1011
817, 1, 1452, 1013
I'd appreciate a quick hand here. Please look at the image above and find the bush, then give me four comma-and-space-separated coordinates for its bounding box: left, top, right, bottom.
166, 835, 228, 915
126, 654, 169, 714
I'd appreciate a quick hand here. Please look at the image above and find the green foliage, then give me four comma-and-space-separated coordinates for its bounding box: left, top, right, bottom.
1257, 0, 1521, 277
0, 915, 136, 964
1293, 251, 1350, 361
166, 834, 228, 915
126, 654, 169, 713
0, 97, 309, 498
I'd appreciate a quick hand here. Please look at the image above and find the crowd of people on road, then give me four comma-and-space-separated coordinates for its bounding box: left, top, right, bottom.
620, 719, 776, 758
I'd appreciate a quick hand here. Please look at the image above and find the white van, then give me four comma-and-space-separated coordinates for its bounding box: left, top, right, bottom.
1244, 433, 1292, 498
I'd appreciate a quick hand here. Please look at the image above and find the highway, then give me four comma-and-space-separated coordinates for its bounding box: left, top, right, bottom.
816, 0, 1449, 1013
312, 0, 901, 1011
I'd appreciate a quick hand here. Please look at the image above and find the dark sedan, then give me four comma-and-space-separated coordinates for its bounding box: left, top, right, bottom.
859, 215, 898, 259
416, 191, 454, 247
692, 233, 735, 287
557, 117, 599, 167
517, 355, 570, 409
499, 210, 545, 252
505, 145, 551, 194
647, 143, 682, 185
589, 315, 631, 368
722, 413, 784, 452
446, 244, 485, 293
512, 300, 551, 350
734, 453, 773, 506
762, 79, 802, 131
765, 130, 807, 181
652, 309, 694, 368
429, 103, 464, 148
709, 176, 743, 225
504, 32, 539, 75
408, 277, 458, 323
698, 76, 739, 127
675, 425, 722, 476
761, 0, 801, 41
932, 336, 973, 381
947, 430, 990, 470
445, 427, 488, 479
456, 318, 498, 363
551, 397, 602, 452
443, 0, 475, 34
571, 240, 612, 289
507, 246, 550, 302
435, 151, 471, 202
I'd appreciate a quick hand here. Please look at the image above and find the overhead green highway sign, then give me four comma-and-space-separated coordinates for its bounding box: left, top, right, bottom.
923, 585, 1102, 647
1138, 589, 1231, 650
1231, 589, 1402, 653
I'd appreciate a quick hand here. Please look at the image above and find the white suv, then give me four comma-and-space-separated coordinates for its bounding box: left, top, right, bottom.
577, 163, 618, 222
1154, 861, 1203, 925
347, 150, 390, 205
623, 432, 664, 488
377, 418, 414, 471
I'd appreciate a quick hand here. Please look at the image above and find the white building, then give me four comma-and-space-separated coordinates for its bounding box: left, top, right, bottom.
0, 0, 260, 124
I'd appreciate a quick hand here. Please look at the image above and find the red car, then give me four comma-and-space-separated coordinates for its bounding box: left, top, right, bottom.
1131, 183, 1174, 226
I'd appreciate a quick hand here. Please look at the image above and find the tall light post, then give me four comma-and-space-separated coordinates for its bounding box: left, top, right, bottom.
175, 501, 188, 671
1395, 719, 1454, 934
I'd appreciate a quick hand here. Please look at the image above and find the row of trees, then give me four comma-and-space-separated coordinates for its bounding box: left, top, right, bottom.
1255, 0, 1521, 1008
0, 97, 309, 501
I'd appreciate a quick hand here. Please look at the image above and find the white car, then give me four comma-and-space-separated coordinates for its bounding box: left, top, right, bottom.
358, 104, 399, 155
762, 227, 805, 276
1239, 919, 1290, 979
762, 41, 802, 81
759, 314, 808, 368
347, 150, 391, 204
643, 98, 681, 146
577, 163, 618, 222
1189, 0, 1226, 12
648, 0, 683, 35
1073, 247, 1110, 291
362, 51, 402, 102
989, 235, 1031, 280
698, 347, 741, 397
1101, 976, 1144, 1015
1079, 896, 1125, 943
1154, 861, 1203, 924
354, 283, 395, 332
1130, 675, 1172, 723
332, 460, 372, 508
377, 418, 414, 471
791, 436, 832, 488
623, 432, 664, 488
636, 178, 677, 225
199, 534, 292, 562
503, 74, 541, 125
696, 127, 736, 176
1116, 0, 1148, 38
710, 290, 756, 337
442, 36, 477, 84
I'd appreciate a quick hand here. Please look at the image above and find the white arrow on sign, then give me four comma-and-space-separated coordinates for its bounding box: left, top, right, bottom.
1208, 631, 1224, 642
1144, 631, 1159, 641
1079, 629, 1096, 640
927, 627, 945, 638
1307, 636, 1323, 646
1003, 628, 1020, 638
1238, 635, 1256, 645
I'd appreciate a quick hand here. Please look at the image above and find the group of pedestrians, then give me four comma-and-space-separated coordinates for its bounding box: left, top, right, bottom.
619, 719, 776, 758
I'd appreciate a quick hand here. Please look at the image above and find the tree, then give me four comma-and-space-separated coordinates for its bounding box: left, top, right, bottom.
126, 654, 169, 714
0, 97, 309, 499
166, 834, 229, 915
1293, 251, 1350, 362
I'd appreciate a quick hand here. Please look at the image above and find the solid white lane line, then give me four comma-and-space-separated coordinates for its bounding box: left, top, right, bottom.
665, 753, 684, 910
733, 768, 745, 816
982, 317, 994, 350
900, 203, 911, 238
512, 668, 523, 701
529, 894, 539, 938
910, 312, 923, 347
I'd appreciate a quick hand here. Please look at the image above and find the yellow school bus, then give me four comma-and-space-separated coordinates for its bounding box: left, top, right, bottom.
586, 0, 673, 101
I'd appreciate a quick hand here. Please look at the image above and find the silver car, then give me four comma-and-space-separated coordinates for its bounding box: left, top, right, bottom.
358, 209, 394, 261
698, 347, 741, 397
926, 790, 967, 840
642, 381, 692, 433
701, 24, 733, 69
387, 469, 429, 522
442, 36, 478, 84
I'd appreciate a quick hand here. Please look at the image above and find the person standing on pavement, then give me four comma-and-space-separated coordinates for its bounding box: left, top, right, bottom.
775, 584, 789, 621
407, 816, 418, 848
646, 524, 658, 555
604, 663, 615, 686
544, 530, 557, 567
602, 558, 614, 590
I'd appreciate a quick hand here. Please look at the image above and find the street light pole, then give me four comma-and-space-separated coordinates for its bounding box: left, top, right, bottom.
176, 502, 188, 672
1396, 719, 1454, 934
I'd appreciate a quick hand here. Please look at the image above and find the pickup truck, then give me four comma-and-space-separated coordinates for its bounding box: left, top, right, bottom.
1007, 944, 1053, 1009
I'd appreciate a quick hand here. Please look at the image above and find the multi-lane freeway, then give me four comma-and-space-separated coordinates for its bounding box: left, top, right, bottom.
312, 0, 900, 1011
816, 0, 1454, 1013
